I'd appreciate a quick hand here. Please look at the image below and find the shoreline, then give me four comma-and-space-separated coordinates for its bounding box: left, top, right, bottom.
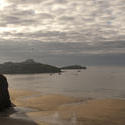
11, 89, 125, 125
0, 89, 125, 125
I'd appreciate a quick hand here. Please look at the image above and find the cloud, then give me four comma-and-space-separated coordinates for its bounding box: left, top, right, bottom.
0, 0, 124, 37
0, 40, 124, 56
0, 0, 125, 65
6, 0, 44, 4
0, 40, 125, 65
59, 16, 75, 21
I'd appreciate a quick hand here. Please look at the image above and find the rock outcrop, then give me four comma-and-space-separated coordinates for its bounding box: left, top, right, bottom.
61, 65, 87, 70
0, 59, 61, 74
0, 74, 11, 111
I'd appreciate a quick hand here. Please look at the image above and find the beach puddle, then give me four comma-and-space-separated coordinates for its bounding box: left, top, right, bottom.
29, 112, 78, 125
9, 106, 38, 120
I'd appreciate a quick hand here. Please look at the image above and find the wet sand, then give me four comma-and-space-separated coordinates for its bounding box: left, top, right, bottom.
4, 89, 124, 125
0, 117, 38, 125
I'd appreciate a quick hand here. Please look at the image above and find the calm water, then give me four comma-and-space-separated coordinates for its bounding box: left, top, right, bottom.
6, 66, 125, 99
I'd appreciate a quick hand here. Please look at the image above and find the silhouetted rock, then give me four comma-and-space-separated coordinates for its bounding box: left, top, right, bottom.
0, 59, 61, 74
0, 74, 12, 111
61, 65, 87, 70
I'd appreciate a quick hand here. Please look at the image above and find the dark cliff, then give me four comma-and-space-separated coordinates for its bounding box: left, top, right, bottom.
0, 59, 61, 74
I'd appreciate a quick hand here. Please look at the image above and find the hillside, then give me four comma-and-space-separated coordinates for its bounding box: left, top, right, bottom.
0, 59, 61, 74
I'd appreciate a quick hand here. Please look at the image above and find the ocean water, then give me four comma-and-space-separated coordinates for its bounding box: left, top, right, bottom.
6, 66, 125, 99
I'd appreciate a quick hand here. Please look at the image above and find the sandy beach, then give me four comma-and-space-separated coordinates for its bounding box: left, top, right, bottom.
0, 89, 123, 125
0, 117, 38, 125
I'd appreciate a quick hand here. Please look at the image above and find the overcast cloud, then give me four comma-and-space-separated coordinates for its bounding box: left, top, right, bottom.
0, 0, 125, 65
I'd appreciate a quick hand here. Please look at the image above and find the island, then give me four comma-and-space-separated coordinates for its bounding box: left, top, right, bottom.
61, 65, 87, 70
0, 59, 61, 74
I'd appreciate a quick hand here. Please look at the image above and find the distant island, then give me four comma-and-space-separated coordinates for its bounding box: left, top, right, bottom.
61, 65, 87, 70
0, 59, 61, 74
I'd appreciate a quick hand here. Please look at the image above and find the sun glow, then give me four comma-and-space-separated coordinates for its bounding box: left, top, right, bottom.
0, 0, 8, 9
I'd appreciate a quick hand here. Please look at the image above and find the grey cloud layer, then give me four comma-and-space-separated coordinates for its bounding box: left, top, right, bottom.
0, 40, 124, 56
0, 0, 125, 65
0, 0, 125, 36
0, 41, 124, 65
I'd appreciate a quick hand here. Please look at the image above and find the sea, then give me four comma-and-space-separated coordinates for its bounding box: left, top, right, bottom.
6, 66, 125, 99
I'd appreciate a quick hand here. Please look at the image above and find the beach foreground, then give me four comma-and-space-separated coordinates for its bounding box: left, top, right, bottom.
1, 89, 125, 125
0, 117, 38, 125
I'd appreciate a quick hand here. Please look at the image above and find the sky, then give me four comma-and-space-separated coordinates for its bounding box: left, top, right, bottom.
0, 0, 125, 66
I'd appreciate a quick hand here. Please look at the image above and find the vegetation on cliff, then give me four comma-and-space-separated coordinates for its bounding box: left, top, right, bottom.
0, 59, 61, 74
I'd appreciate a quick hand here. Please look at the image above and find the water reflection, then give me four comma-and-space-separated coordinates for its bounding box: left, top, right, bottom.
6, 66, 125, 99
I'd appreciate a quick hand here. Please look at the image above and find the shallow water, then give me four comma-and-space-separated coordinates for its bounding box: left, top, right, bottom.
6, 66, 125, 99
